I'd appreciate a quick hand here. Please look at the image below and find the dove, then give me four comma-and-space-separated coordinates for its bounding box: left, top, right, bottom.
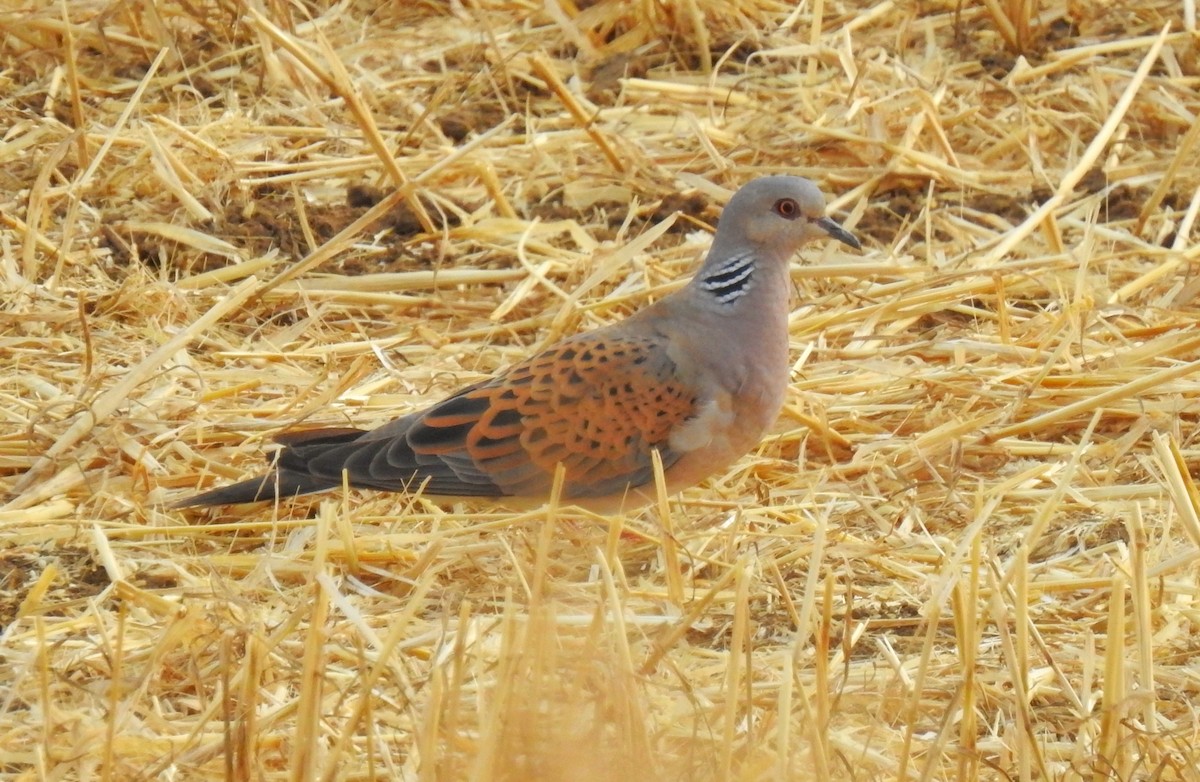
175, 176, 860, 512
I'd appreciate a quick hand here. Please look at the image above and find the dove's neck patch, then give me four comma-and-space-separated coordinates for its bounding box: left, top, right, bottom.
698, 250, 757, 306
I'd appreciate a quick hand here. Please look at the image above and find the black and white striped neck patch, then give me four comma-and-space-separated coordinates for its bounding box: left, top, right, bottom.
699, 251, 757, 305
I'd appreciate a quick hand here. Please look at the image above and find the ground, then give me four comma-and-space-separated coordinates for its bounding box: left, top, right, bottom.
2, 0, 1200, 779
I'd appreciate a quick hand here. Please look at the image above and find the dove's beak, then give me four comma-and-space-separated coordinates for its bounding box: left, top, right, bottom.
816, 216, 861, 250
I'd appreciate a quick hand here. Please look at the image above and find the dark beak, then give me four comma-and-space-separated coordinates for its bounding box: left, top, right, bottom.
816, 216, 861, 251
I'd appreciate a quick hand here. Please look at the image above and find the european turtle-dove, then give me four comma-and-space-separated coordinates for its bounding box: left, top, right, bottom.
175, 176, 860, 512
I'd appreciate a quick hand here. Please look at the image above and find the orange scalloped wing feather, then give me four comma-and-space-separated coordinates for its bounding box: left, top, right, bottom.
321, 332, 701, 501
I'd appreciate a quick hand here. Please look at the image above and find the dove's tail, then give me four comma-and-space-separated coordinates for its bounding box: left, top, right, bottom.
171, 471, 336, 508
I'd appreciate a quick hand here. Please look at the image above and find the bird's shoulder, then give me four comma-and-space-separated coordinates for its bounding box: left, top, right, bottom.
495, 317, 693, 410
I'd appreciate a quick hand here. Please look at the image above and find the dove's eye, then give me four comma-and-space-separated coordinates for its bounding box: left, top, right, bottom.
773, 198, 799, 219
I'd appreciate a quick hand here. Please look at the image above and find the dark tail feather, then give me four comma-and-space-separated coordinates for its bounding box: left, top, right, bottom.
172, 471, 335, 508
172, 427, 368, 509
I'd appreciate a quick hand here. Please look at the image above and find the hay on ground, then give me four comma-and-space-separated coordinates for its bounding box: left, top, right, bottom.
3, 0, 1200, 779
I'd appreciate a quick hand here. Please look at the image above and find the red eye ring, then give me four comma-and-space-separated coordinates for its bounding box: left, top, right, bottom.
774, 198, 799, 219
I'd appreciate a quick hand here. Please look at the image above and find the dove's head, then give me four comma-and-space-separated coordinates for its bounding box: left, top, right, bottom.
717, 176, 860, 259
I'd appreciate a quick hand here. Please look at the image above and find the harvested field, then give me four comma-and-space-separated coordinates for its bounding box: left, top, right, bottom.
3, 0, 1200, 779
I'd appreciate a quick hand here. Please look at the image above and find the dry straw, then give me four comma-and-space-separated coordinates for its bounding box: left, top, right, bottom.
3, 0, 1200, 779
